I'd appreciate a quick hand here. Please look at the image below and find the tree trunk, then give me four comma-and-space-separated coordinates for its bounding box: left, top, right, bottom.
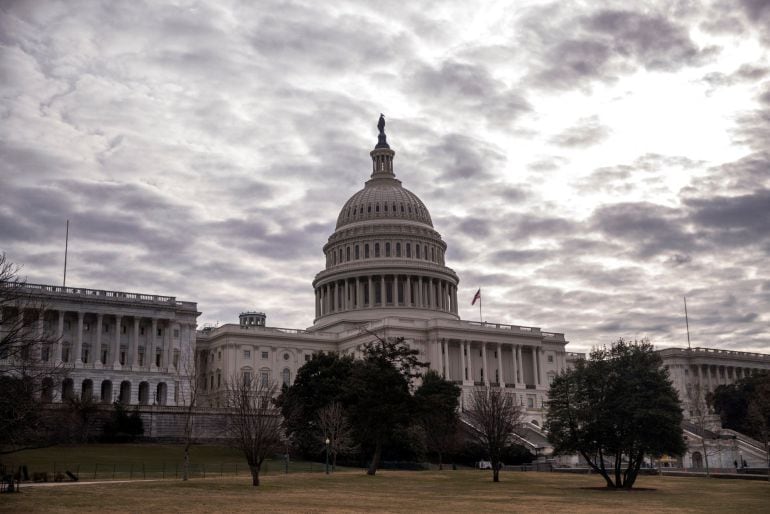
438, 451, 443, 471
492, 461, 500, 483
249, 464, 260, 486
182, 449, 190, 481
367, 441, 382, 476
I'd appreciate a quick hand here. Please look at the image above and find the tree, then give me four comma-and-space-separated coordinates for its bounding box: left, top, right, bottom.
712, 372, 770, 479
688, 383, 717, 474
545, 339, 685, 489
361, 333, 429, 386
276, 352, 355, 457
0, 253, 66, 453
223, 375, 284, 486
465, 386, 523, 482
316, 401, 356, 471
414, 370, 461, 470
178, 344, 202, 481
346, 356, 413, 475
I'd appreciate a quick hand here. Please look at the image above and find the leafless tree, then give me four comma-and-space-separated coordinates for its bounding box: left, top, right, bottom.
465, 386, 523, 482
0, 253, 66, 454
688, 383, 718, 474
177, 343, 202, 480
223, 375, 284, 486
316, 401, 356, 471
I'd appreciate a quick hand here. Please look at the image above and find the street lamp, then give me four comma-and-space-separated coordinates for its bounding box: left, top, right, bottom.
325, 438, 330, 475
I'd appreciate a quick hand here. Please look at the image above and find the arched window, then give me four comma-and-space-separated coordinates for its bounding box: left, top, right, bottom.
339, 248, 343, 263
396, 243, 401, 257
355, 245, 360, 259
385, 242, 391, 257
400, 204, 404, 213
367, 204, 372, 213
384, 203, 388, 212
406, 243, 411, 258
431, 247, 435, 262
392, 203, 396, 212
282, 368, 291, 386
346, 246, 351, 261
415, 244, 420, 259
365, 244, 370, 258
375, 243, 380, 257
333, 252, 337, 265
376, 204, 380, 212
408, 205, 412, 213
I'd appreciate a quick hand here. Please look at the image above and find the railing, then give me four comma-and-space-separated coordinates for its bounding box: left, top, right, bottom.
659, 347, 770, 362
9, 282, 197, 309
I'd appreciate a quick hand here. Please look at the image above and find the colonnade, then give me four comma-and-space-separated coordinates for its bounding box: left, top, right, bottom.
316, 275, 458, 317
436, 339, 566, 388
692, 363, 766, 392
42, 310, 193, 372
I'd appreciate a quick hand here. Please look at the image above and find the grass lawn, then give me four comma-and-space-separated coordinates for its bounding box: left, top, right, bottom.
3, 470, 768, 513
0, 444, 339, 480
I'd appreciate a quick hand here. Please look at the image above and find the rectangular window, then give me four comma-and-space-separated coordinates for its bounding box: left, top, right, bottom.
122, 325, 127, 334
173, 350, 180, 368
155, 352, 162, 367
104, 324, 110, 333
41, 346, 50, 362
102, 350, 108, 364
63, 348, 70, 363
120, 351, 126, 365
304, 354, 311, 362
84, 322, 90, 332
527, 397, 534, 408
174, 329, 179, 338
261, 351, 269, 359
261, 372, 269, 387
218, 351, 222, 361
547, 355, 554, 363
243, 372, 252, 386
140, 327, 145, 335
65, 321, 71, 330
244, 350, 251, 359
157, 328, 162, 336
138, 353, 144, 367
82, 349, 89, 364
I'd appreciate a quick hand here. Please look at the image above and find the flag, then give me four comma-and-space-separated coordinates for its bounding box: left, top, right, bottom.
471, 288, 481, 306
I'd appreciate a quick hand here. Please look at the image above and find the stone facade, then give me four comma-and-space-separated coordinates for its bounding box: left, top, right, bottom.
0, 283, 199, 406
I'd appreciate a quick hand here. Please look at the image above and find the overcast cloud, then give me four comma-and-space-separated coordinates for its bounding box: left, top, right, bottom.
1, 0, 769, 354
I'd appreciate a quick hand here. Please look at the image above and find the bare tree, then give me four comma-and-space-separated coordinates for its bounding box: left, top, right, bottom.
316, 401, 356, 471
223, 375, 284, 486
688, 383, 718, 474
177, 343, 201, 481
0, 253, 66, 454
465, 386, 523, 482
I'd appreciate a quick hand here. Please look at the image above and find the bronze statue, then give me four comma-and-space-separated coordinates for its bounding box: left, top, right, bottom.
377, 113, 385, 135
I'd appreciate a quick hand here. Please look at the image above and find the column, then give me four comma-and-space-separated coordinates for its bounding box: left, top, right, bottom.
55, 311, 64, 363
74, 311, 84, 365
367, 276, 373, 307
482, 342, 489, 385
380, 275, 385, 305
417, 277, 423, 307
405, 276, 412, 307
357, 278, 363, 309
530, 346, 538, 386
537, 347, 544, 386
467, 341, 474, 383
164, 320, 173, 370
429, 279, 436, 308
34, 311, 43, 361
497, 343, 505, 387
511, 344, 518, 386
148, 317, 157, 369
442, 339, 448, 379
460, 340, 467, 382
132, 317, 140, 368
95, 314, 103, 365
451, 286, 458, 314
315, 289, 320, 317
706, 365, 712, 391
112, 315, 122, 368
391, 275, 398, 306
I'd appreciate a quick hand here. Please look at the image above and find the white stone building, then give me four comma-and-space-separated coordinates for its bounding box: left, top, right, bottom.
0, 283, 199, 406
196, 120, 569, 434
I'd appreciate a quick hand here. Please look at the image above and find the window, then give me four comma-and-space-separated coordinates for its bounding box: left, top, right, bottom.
376, 204, 380, 212
260, 372, 269, 387
217, 373, 221, 387
396, 243, 401, 257
101, 349, 107, 364
243, 372, 252, 386
385, 242, 391, 257
65, 321, 71, 330
218, 351, 221, 361
527, 397, 534, 408
431, 247, 435, 261
406, 243, 411, 258
374, 243, 380, 257
155, 352, 161, 367
365, 244, 370, 258
104, 324, 110, 333
548, 375, 554, 385
384, 203, 388, 212
122, 325, 127, 334
173, 350, 180, 368
304, 354, 311, 362
244, 350, 251, 359
63, 347, 70, 363
367, 204, 371, 213
42, 346, 50, 362
84, 322, 90, 332
157, 328, 162, 336
120, 351, 126, 365
261, 351, 269, 359
416, 244, 420, 259
140, 327, 145, 335
547, 355, 554, 363
283, 352, 290, 361
282, 368, 291, 386
355, 245, 360, 259
138, 352, 144, 366
174, 329, 179, 338
346, 247, 351, 261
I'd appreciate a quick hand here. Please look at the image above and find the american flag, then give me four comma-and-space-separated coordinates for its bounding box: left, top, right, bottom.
471, 288, 481, 306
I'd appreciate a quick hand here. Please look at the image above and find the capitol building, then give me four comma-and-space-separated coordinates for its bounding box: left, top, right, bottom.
2, 117, 768, 467
197, 119, 570, 432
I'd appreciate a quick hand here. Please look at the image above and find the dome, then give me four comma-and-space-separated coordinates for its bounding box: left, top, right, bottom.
335, 180, 433, 229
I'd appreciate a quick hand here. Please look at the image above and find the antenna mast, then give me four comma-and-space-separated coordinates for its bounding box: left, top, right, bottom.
683, 296, 691, 349
63, 219, 69, 287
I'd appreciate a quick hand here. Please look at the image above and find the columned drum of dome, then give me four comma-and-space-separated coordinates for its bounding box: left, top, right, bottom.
311, 118, 460, 329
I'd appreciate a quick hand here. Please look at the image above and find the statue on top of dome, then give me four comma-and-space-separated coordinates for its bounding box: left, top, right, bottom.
375, 113, 390, 149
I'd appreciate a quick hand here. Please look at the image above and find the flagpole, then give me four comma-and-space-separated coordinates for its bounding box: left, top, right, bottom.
479, 288, 482, 323
684, 296, 691, 350
63, 219, 69, 288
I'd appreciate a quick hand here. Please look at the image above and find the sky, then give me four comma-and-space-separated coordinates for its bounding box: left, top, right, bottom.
1, 0, 769, 354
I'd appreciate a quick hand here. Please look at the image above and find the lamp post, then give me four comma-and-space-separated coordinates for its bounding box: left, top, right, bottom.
325, 438, 330, 475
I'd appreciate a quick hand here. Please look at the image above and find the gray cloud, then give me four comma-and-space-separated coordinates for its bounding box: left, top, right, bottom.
550, 115, 610, 148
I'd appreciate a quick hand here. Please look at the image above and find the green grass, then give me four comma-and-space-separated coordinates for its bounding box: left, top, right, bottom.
0, 444, 340, 480
2, 470, 768, 513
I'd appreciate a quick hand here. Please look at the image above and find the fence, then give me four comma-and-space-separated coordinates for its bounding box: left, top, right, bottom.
0, 460, 344, 483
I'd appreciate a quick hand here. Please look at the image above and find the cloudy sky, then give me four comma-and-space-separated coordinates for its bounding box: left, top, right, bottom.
1, 0, 769, 353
